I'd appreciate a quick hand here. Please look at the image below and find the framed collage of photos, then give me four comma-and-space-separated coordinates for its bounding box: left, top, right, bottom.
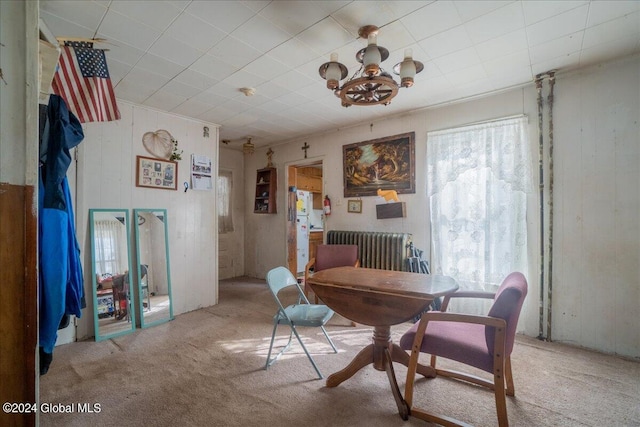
136, 155, 178, 190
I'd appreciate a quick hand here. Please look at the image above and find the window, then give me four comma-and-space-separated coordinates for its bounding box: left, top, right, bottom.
427, 116, 532, 313
94, 219, 125, 275
218, 170, 234, 233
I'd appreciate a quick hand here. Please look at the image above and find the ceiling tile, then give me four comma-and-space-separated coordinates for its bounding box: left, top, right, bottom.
164, 12, 227, 52
98, 9, 161, 51
199, 106, 238, 124
207, 36, 263, 69
297, 17, 355, 57
258, 1, 334, 36
136, 53, 184, 79
144, 90, 189, 111
418, 25, 473, 59
464, 2, 525, 44
582, 12, 640, 49
40, 11, 95, 40
526, 4, 589, 46
173, 69, 219, 91
330, 1, 409, 36
400, 1, 463, 41
114, 78, 157, 104
172, 99, 215, 117
271, 70, 316, 90
483, 49, 531, 76
529, 31, 584, 65
587, 1, 640, 27
40, 0, 107, 30
162, 79, 204, 99
189, 54, 237, 81
109, 0, 182, 31
488, 66, 532, 88
192, 88, 234, 107
122, 66, 171, 90
101, 39, 146, 67
183, 1, 255, 34
374, 20, 418, 53
207, 81, 246, 100
243, 55, 292, 81
475, 28, 528, 62
522, 0, 588, 26
230, 14, 291, 54
453, 1, 514, 22
445, 64, 488, 86
221, 70, 267, 91
434, 47, 481, 73
254, 80, 292, 99
268, 38, 320, 69
148, 34, 204, 67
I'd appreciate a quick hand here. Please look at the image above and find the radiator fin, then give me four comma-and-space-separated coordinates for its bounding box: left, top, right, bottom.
326, 230, 412, 271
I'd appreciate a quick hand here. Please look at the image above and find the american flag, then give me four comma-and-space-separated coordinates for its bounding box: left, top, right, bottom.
52, 41, 120, 123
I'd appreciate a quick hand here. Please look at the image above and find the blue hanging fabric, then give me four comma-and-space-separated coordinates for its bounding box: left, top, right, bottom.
38, 95, 85, 368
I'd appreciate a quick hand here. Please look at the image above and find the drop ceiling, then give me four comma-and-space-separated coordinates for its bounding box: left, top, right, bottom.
40, 1, 640, 150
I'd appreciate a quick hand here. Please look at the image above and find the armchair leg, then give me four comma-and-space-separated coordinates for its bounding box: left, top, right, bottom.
505, 356, 515, 396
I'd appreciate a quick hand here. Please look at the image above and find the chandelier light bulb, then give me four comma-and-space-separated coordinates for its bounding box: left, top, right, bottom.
325, 52, 342, 89
400, 49, 417, 88
363, 33, 381, 77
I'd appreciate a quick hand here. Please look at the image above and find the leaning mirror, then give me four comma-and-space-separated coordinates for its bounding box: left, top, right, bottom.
90, 209, 136, 341
134, 209, 174, 328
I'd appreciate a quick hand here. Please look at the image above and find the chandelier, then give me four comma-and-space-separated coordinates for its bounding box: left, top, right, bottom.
319, 25, 423, 107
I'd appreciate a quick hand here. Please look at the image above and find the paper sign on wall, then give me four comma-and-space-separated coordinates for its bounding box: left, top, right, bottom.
191, 154, 212, 190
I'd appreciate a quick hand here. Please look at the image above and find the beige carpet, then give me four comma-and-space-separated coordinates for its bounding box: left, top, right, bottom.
40, 276, 640, 427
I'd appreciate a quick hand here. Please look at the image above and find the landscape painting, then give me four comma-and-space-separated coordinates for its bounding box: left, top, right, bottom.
343, 132, 415, 197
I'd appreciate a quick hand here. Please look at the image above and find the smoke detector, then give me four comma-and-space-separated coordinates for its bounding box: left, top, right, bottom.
239, 87, 256, 97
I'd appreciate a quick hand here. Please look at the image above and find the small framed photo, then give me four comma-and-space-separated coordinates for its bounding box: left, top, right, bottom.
347, 199, 362, 213
136, 155, 178, 190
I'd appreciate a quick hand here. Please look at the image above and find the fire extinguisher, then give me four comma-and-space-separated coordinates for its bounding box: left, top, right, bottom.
323, 195, 331, 215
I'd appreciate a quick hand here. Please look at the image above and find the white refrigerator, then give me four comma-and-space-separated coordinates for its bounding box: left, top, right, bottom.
296, 190, 311, 273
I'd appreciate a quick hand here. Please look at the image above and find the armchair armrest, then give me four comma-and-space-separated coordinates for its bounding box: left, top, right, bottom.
441, 290, 496, 311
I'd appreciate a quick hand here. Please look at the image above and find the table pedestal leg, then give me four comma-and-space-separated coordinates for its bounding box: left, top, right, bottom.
326, 344, 373, 387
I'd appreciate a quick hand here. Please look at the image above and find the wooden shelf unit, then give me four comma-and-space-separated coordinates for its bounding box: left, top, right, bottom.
254, 167, 277, 214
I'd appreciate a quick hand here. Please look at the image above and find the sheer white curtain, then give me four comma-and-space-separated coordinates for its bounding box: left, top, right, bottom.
427, 116, 532, 313
95, 219, 124, 275
218, 170, 234, 234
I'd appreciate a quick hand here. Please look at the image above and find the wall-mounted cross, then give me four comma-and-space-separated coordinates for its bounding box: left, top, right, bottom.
301, 142, 310, 158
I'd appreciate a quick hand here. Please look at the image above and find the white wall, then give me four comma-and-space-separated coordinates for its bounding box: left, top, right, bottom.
75, 101, 220, 340
244, 54, 640, 358
551, 55, 640, 357
218, 147, 245, 279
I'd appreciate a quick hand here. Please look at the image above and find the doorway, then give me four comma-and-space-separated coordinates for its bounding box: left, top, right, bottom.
286, 161, 324, 276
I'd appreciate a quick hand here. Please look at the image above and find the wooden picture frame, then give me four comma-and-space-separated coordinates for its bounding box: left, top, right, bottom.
343, 132, 415, 197
135, 155, 178, 190
347, 199, 362, 213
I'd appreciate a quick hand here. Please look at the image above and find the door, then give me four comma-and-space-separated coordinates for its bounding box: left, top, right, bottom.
287, 162, 323, 275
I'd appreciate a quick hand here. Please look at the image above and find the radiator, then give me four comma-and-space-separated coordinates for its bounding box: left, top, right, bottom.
326, 230, 412, 271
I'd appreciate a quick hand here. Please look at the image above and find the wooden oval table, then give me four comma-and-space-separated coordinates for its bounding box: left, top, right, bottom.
307, 266, 458, 420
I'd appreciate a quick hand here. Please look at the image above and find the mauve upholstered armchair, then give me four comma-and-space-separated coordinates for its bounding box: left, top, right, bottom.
400, 272, 528, 427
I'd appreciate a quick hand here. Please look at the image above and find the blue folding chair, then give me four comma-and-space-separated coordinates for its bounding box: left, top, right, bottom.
265, 266, 338, 379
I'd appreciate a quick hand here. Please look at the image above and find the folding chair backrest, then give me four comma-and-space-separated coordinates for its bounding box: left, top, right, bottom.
266, 266, 308, 309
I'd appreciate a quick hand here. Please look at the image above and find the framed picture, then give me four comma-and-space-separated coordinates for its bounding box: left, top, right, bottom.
343, 132, 415, 197
136, 155, 178, 190
347, 199, 362, 213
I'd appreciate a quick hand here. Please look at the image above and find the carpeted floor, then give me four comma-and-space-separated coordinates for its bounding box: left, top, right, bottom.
39, 276, 640, 427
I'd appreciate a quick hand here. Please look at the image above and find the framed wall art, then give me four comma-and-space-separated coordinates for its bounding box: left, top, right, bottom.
343, 132, 415, 197
135, 155, 178, 190
347, 199, 362, 213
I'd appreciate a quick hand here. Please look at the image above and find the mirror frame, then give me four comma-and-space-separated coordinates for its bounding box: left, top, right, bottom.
89, 209, 136, 341
134, 208, 174, 328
